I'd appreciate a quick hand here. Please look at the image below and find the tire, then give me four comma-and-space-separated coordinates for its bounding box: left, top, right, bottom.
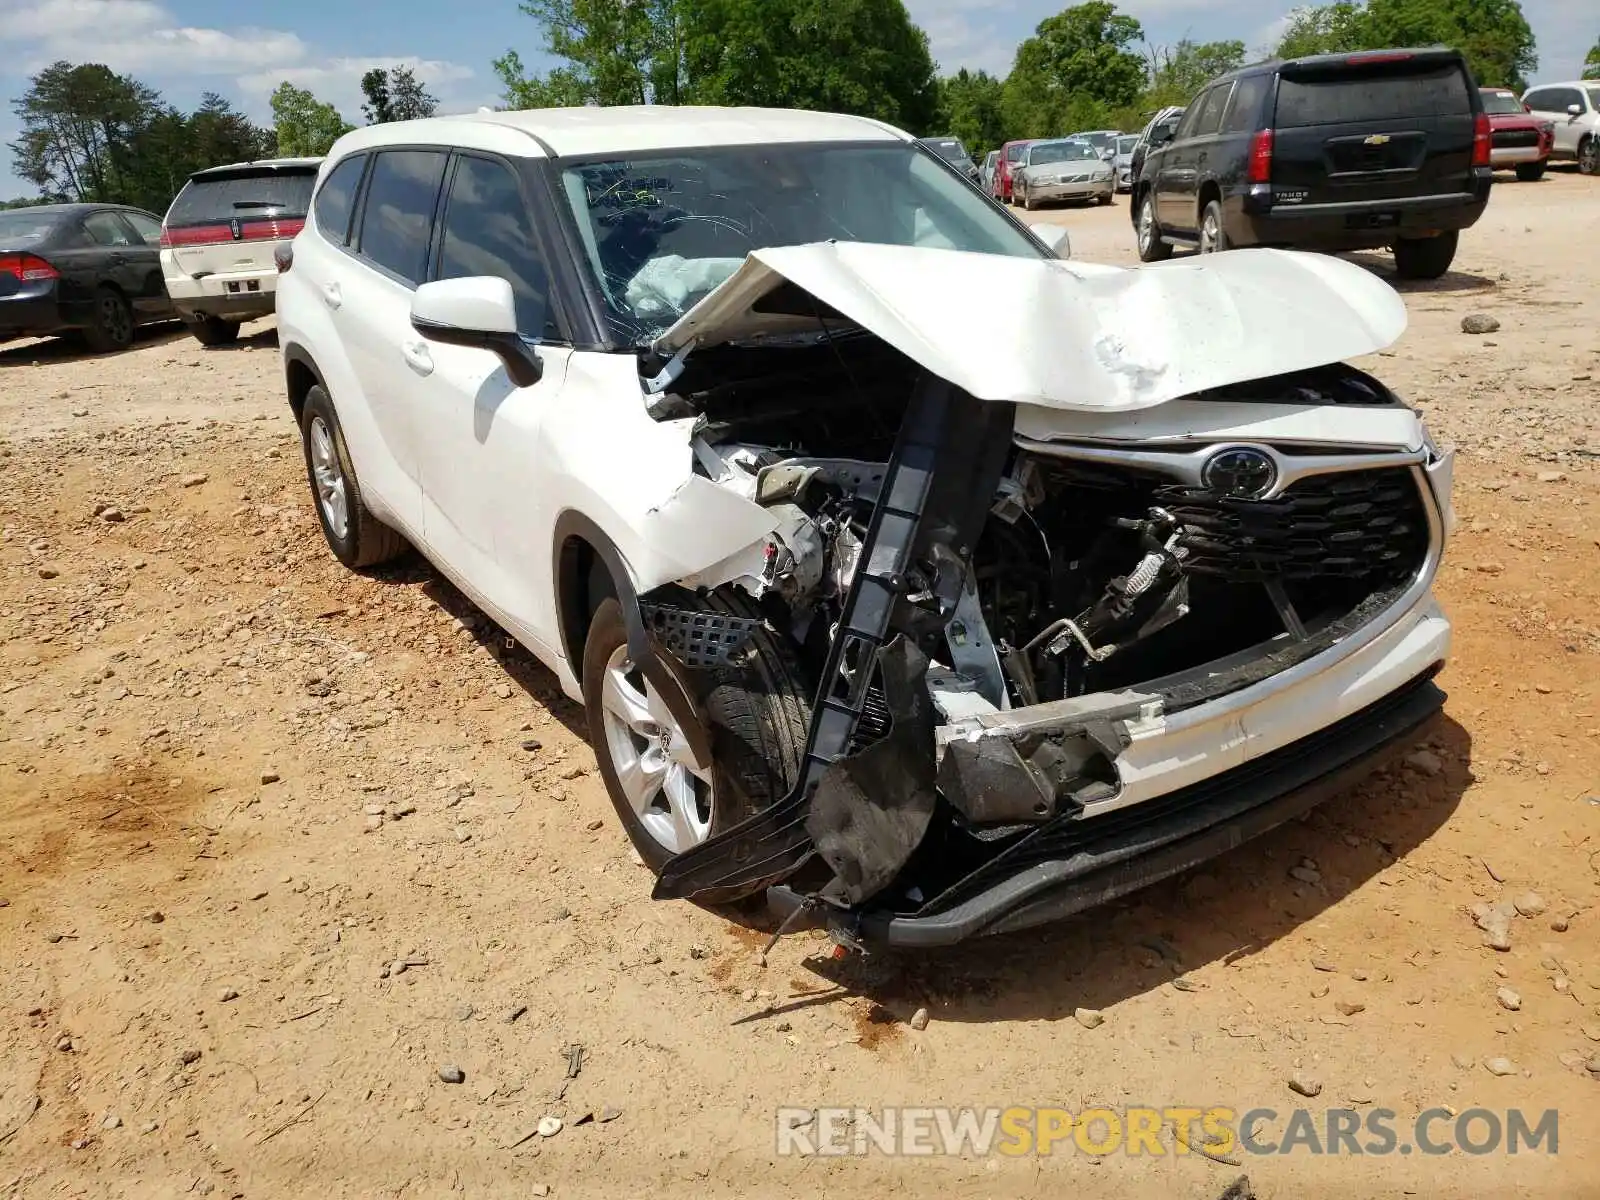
1022, 189, 1036, 211
190, 317, 240, 347
1513, 162, 1546, 182
1392, 231, 1459, 281
1136, 192, 1171, 262
299, 384, 408, 569
1097, 192, 1114, 206
80, 286, 133, 353
1579, 136, 1599, 177
583, 593, 811, 888
1198, 200, 1230, 254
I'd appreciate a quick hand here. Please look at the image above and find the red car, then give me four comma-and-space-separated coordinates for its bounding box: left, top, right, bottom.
992, 139, 1034, 203
1481, 87, 1555, 181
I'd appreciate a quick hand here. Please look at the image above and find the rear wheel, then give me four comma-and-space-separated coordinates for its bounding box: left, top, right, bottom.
80, 287, 133, 353
582, 593, 811, 888
1198, 200, 1229, 254
190, 316, 240, 347
299, 384, 408, 569
1579, 136, 1598, 176
1136, 193, 1171, 262
1513, 161, 1546, 182
1392, 231, 1458, 281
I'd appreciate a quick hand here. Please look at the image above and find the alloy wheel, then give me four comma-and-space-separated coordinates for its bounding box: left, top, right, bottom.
307, 416, 349, 540
1138, 198, 1156, 255
1580, 138, 1599, 176
598, 645, 714, 854
99, 294, 131, 345
1199, 207, 1221, 253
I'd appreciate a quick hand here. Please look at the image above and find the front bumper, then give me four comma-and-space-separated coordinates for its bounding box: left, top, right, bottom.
774, 665, 1446, 946
1028, 179, 1114, 203
1489, 146, 1545, 165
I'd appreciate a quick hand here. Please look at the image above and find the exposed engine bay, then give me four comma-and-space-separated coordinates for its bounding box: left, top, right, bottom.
637, 331, 1442, 932
665, 336, 1427, 722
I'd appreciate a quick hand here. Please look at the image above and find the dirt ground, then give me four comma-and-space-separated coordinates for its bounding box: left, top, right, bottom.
2, 171, 1598, 1200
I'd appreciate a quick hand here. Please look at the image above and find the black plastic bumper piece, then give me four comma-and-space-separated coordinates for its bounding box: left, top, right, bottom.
769, 669, 1445, 947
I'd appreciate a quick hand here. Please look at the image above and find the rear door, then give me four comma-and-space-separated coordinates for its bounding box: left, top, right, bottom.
1268, 51, 1478, 209
161, 164, 317, 279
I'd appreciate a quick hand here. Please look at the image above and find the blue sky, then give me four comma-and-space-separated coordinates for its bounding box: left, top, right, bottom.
2, 0, 1593, 196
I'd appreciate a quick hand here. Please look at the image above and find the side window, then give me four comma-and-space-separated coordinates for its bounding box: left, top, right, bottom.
1172, 102, 1204, 142
1222, 75, 1268, 134
121, 212, 163, 244
83, 212, 135, 247
315, 154, 366, 246
436, 155, 556, 340
354, 150, 449, 286
1193, 84, 1232, 137
1560, 88, 1585, 111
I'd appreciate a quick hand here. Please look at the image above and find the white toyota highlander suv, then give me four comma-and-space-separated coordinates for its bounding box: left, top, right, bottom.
276, 107, 1455, 947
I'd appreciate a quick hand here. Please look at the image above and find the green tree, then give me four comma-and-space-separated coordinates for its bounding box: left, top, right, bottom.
361, 65, 439, 123
1275, 0, 1537, 90
680, 0, 938, 130
1146, 39, 1247, 105
937, 68, 1006, 151
494, 0, 678, 107
1586, 38, 1600, 77
998, 2, 1145, 138
8, 61, 163, 201
270, 82, 354, 156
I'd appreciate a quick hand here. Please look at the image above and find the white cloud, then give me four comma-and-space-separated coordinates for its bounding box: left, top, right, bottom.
0, 0, 169, 42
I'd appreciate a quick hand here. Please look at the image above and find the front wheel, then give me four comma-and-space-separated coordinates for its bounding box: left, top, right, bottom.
1393, 231, 1459, 281
299, 385, 408, 569
1579, 136, 1598, 176
582, 594, 810, 889
1022, 189, 1036, 211
1136, 193, 1172, 262
1514, 162, 1546, 182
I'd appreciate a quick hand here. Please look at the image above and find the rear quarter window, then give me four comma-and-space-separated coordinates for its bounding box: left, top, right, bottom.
314, 155, 367, 246
166, 169, 317, 226
1275, 63, 1471, 127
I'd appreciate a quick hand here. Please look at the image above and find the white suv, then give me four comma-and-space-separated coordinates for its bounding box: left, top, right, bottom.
1522, 81, 1600, 174
276, 107, 1455, 947
160, 157, 321, 344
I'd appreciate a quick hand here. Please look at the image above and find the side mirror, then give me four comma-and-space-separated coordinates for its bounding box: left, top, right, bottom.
1568, 103, 1584, 117
1031, 223, 1072, 259
410, 276, 542, 387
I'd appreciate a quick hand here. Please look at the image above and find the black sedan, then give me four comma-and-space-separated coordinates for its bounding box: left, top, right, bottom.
0, 203, 175, 351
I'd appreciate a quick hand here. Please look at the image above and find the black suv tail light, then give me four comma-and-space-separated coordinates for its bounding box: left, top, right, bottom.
1248, 129, 1274, 183
1471, 112, 1492, 167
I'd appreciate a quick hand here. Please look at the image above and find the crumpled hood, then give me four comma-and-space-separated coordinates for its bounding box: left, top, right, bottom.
652, 241, 1408, 413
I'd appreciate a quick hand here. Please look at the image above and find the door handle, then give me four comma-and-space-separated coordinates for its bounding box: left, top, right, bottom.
321, 281, 342, 310
106, 253, 125, 265
401, 339, 434, 376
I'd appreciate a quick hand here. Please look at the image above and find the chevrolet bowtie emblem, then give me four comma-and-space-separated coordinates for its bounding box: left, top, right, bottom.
1364, 134, 1391, 146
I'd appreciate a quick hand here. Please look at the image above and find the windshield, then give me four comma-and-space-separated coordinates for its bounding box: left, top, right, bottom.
0, 211, 60, 243
1027, 141, 1096, 165
1076, 132, 1115, 149
561, 142, 1048, 345
1115, 135, 1139, 154
1481, 90, 1524, 115
1005, 142, 1029, 161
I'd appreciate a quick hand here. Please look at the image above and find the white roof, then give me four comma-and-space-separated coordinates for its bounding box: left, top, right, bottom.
329, 106, 909, 161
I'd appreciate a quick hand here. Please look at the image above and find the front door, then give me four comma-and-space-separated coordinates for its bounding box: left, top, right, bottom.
411, 152, 570, 653
114, 211, 173, 318
1526, 87, 1583, 156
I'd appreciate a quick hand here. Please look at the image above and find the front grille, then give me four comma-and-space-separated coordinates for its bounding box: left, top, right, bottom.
1155, 467, 1429, 585
1493, 129, 1540, 149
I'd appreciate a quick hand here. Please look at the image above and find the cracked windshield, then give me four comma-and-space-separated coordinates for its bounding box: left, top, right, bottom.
560, 143, 1045, 344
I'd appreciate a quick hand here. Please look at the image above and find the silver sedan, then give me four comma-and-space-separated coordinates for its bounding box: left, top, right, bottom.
1013, 139, 1115, 210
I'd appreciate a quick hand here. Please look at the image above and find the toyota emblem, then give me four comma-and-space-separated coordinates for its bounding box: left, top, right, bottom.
1201, 447, 1277, 500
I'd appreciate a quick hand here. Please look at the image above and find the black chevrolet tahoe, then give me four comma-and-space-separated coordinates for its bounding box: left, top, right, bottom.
1131, 47, 1493, 279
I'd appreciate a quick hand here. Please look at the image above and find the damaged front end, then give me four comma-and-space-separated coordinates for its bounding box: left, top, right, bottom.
633, 243, 1452, 946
